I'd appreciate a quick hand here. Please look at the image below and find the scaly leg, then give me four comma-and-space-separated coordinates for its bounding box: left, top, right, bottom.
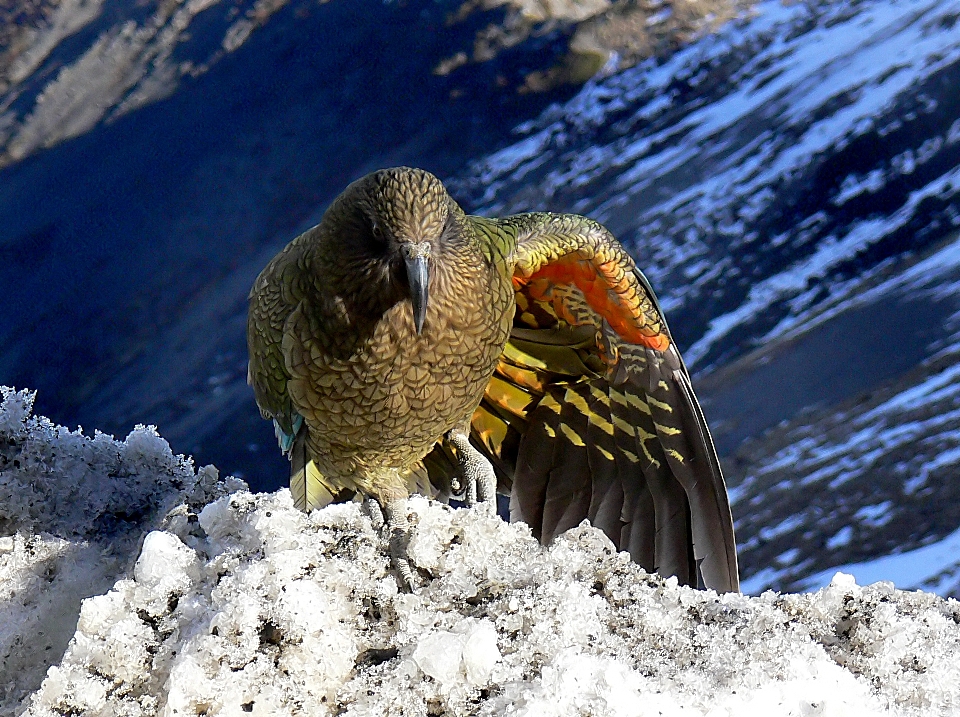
364, 496, 417, 591
384, 499, 417, 591
447, 429, 496, 514
362, 497, 385, 531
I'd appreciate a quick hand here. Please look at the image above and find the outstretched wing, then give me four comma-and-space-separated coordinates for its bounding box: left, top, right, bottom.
470, 213, 739, 592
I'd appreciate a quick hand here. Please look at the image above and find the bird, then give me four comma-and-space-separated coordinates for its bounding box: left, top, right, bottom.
247, 166, 739, 592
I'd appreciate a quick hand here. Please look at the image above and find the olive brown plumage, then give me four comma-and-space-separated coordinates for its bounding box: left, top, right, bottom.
247, 167, 739, 592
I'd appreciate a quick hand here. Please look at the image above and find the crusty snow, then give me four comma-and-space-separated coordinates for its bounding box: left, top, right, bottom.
17, 495, 960, 717
0, 387, 244, 717
2, 387, 960, 716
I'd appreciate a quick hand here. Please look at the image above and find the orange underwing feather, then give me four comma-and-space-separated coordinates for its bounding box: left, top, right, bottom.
512, 249, 670, 351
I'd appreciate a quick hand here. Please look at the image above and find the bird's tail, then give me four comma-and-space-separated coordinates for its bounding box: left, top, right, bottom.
288, 423, 349, 511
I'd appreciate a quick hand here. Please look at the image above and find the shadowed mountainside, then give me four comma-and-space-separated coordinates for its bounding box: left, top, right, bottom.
0, 0, 755, 486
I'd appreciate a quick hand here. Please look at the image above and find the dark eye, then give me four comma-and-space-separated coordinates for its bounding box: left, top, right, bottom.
371, 223, 385, 241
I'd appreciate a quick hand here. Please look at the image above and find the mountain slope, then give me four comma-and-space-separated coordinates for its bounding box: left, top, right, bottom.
0, 0, 753, 488
447, 0, 960, 593
450, 0, 960, 369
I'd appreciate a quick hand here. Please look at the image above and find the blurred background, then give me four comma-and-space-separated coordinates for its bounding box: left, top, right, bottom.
2, 0, 959, 595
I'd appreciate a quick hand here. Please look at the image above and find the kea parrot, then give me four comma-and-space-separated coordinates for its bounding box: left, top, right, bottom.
247, 166, 739, 592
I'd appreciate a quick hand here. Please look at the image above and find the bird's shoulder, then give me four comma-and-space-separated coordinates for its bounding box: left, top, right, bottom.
462, 214, 521, 267
250, 227, 322, 304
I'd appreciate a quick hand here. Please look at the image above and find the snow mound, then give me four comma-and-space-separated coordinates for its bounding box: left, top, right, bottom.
0, 387, 244, 717
21, 491, 960, 717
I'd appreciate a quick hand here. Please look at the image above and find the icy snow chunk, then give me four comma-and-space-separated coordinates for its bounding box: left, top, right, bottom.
413, 630, 465, 685
122, 424, 180, 472
461, 619, 500, 685
0, 386, 243, 542
72, 582, 156, 685
199, 492, 252, 543
831, 572, 857, 589
406, 497, 457, 569
134, 530, 200, 594
413, 618, 501, 690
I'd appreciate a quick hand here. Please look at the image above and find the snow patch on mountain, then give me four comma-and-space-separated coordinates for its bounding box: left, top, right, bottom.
451, 0, 960, 369
730, 311, 960, 596
794, 526, 960, 597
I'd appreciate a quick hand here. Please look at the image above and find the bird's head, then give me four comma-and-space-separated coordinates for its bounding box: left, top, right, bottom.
328, 167, 455, 334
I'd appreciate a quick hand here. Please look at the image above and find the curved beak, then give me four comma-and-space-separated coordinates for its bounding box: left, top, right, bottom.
402, 242, 431, 334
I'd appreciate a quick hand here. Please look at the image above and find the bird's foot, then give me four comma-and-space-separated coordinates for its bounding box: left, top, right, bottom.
447, 430, 497, 515
365, 498, 418, 592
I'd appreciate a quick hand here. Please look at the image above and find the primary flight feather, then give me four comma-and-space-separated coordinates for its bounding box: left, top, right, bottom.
247, 166, 739, 592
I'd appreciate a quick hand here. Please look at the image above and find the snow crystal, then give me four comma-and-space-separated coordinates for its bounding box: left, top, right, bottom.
135, 531, 202, 594
0, 387, 35, 435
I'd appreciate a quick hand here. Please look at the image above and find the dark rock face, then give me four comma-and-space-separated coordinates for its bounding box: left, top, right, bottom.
3, 0, 960, 594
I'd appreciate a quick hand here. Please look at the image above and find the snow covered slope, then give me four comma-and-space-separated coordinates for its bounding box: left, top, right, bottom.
2, 391, 959, 717
0, 388, 243, 716
451, 0, 960, 369
729, 245, 960, 596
